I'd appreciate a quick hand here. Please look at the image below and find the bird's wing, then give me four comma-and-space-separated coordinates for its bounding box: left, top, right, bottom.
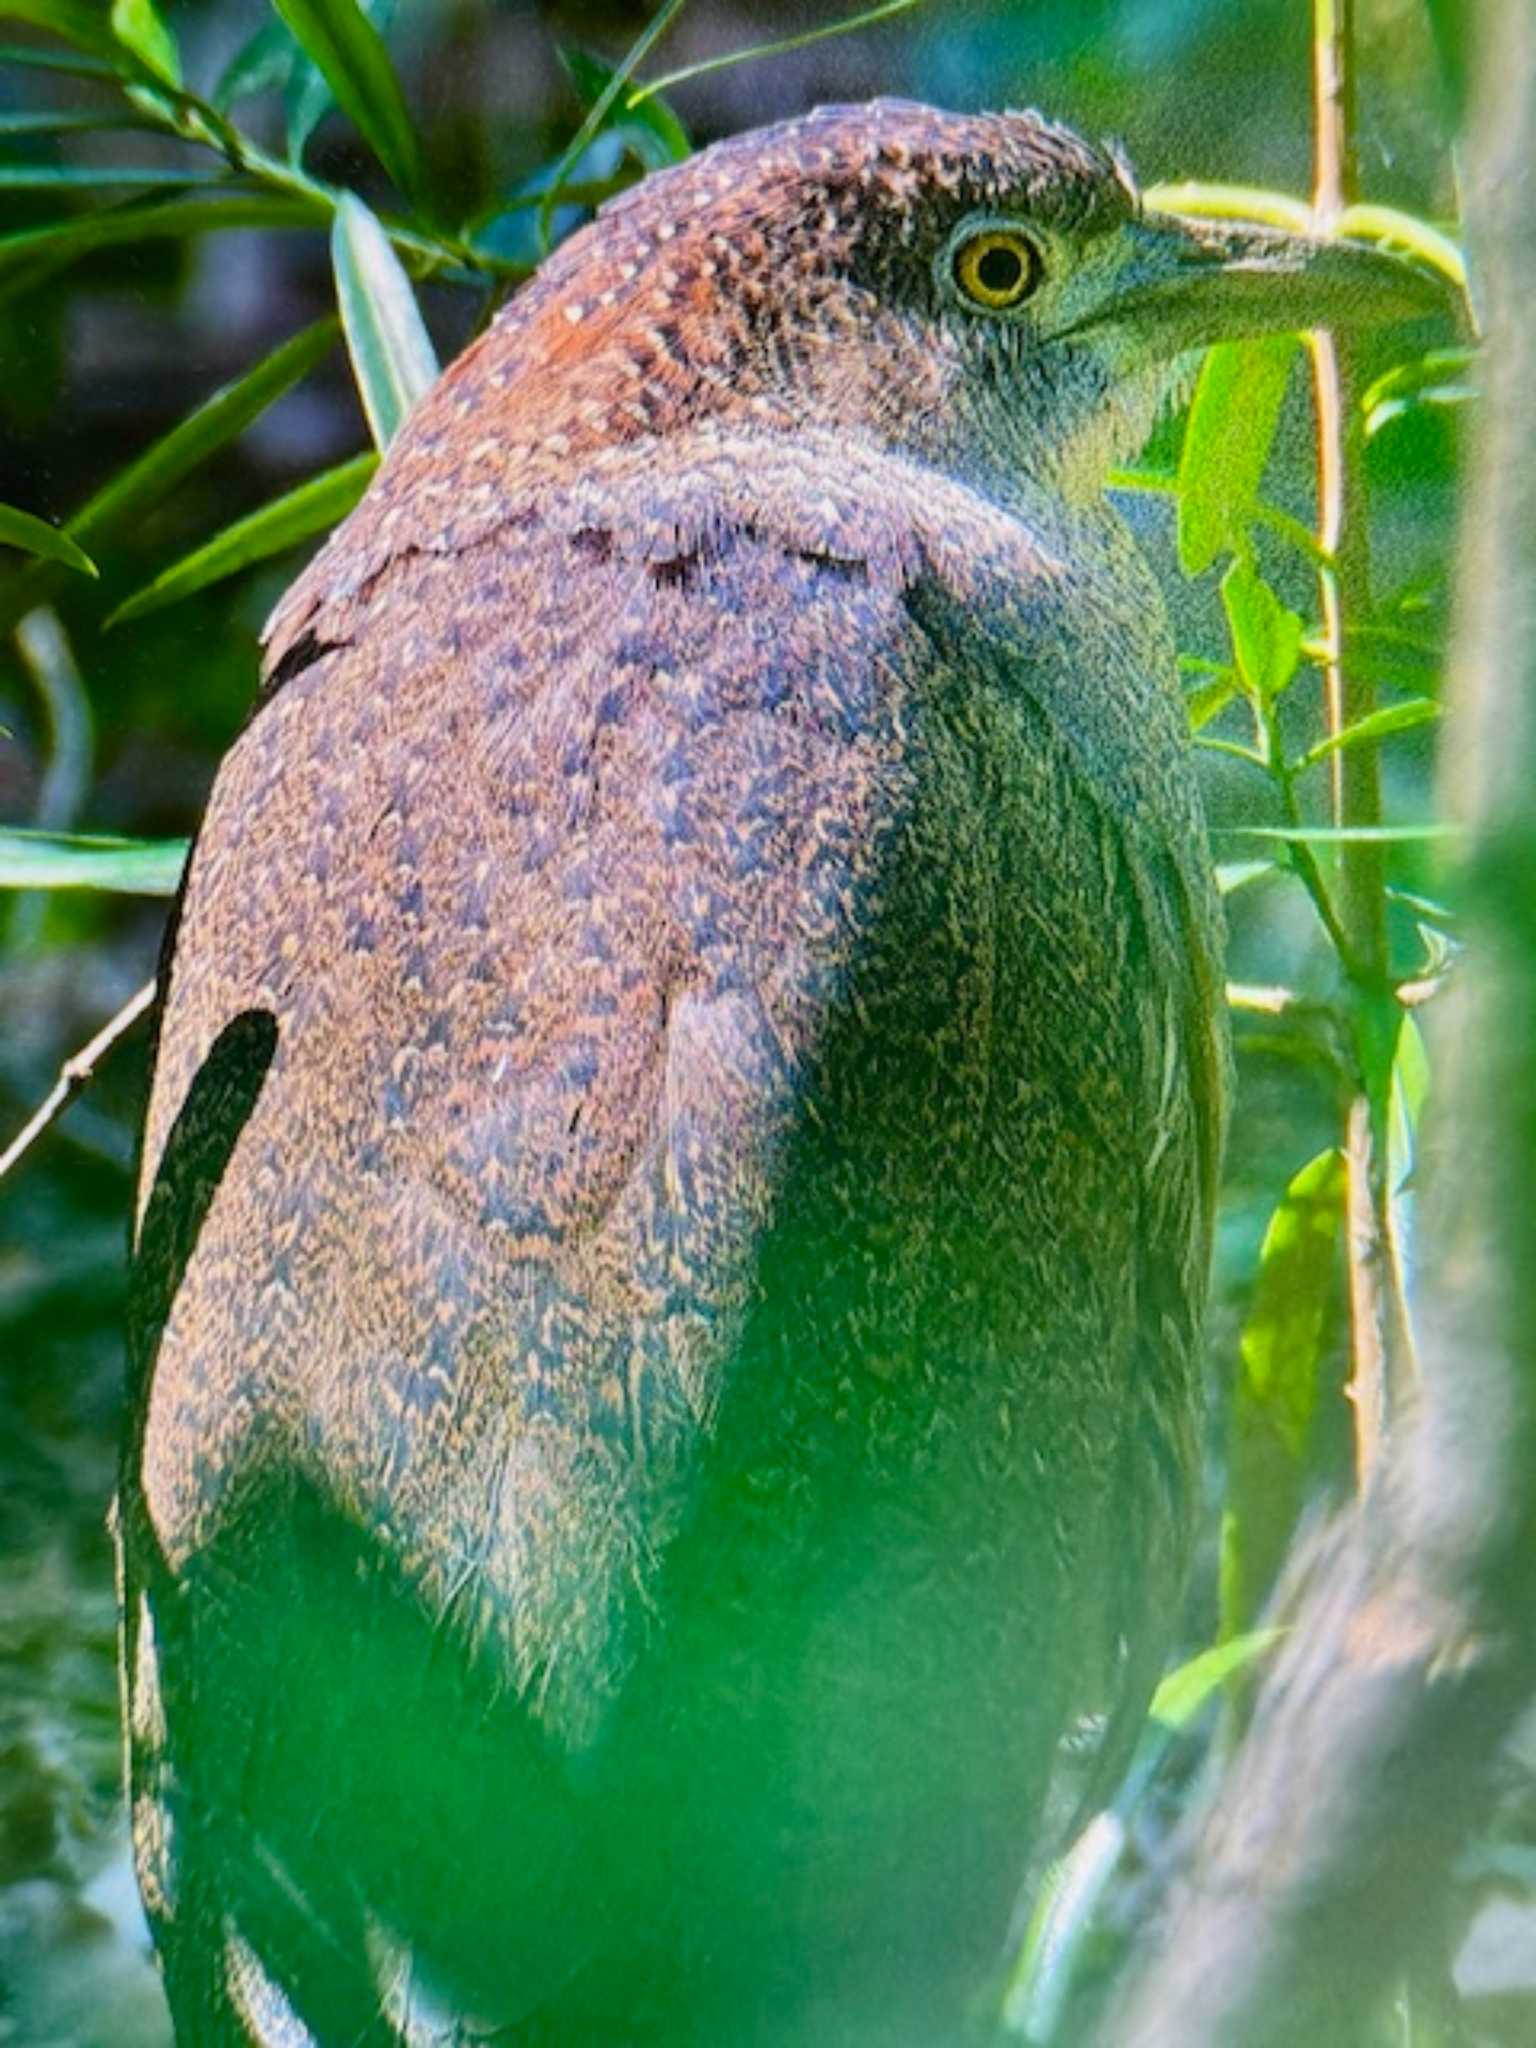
137, 444, 932, 1748
899, 557, 1230, 1821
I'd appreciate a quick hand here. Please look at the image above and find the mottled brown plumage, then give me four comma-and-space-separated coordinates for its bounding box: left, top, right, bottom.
118, 100, 1435, 2046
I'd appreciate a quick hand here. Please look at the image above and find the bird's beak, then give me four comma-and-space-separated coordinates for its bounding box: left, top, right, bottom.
1065, 212, 1454, 356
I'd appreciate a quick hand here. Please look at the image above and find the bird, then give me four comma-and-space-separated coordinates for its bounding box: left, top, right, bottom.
117, 99, 1437, 2047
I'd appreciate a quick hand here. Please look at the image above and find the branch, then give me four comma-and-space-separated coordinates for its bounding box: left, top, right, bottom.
1100, 14, 1536, 2041
0, 976, 156, 1181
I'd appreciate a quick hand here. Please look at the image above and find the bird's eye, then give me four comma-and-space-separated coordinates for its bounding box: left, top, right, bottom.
951, 227, 1043, 312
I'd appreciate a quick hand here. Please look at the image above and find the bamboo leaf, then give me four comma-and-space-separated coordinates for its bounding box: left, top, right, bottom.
106, 452, 376, 625
1219, 1149, 1346, 1641
0, 827, 188, 893
68, 318, 341, 548
0, 164, 222, 187
331, 191, 437, 448
0, 501, 96, 574
0, 2, 121, 59
0, 194, 325, 280
1297, 697, 1441, 770
269, 0, 422, 200
1221, 558, 1304, 700
630, 0, 928, 107
562, 46, 689, 169
110, 0, 179, 85
1178, 335, 1298, 575
999, 1626, 1281, 2041
212, 16, 298, 106
1225, 821, 1459, 844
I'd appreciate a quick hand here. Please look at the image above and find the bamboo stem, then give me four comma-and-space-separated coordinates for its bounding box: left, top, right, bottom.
1310, 0, 1414, 1483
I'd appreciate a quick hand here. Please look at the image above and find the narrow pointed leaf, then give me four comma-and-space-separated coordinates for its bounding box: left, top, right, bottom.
1178, 335, 1298, 575
0, 502, 96, 574
106, 452, 377, 625
1219, 1148, 1346, 1640
269, 0, 422, 200
69, 318, 340, 548
0, 2, 121, 58
0, 194, 325, 280
111, 0, 179, 85
1221, 558, 1304, 700
1297, 696, 1441, 770
563, 46, 689, 168
213, 16, 298, 107
331, 191, 437, 448
0, 827, 188, 893
0, 165, 222, 187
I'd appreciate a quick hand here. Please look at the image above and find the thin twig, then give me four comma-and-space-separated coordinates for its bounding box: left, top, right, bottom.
0, 977, 157, 1182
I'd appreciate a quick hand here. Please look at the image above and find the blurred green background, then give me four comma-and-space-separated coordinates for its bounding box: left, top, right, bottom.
0, 2, 1494, 2042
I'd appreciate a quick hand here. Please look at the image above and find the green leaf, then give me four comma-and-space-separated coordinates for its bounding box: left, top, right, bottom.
1363, 347, 1477, 438
269, 0, 422, 201
0, 164, 222, 187
998, 1625, 1281, 2041
1388, 1011, 1430, 1204
110, 0, 179, 85
283, 0, 396, 164
1177, 335, 1298, 576
1216, 859, 1277, 896
1184, 664, 1239, 732
0, 501, 96, 574
69, 317, 339, 549
1148, 1628, 1285, 1733
331, 191, 437, 448
563, 46, 689, 169
0, 109, 158, 134
1221, 558, 1304, 700
1225, 821, 1459, 844
0, 194, 325, 281
0, 1, 121, 59
1297, 697, 1441, 770
0, 827, 188, 893
106, 452, 377, 625
630, 0, 929, 107
1220, 1148, 1346, 1641
212, 16, 298, 107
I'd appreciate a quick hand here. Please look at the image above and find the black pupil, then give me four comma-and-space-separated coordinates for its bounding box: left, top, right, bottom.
976, 242, 1026, 295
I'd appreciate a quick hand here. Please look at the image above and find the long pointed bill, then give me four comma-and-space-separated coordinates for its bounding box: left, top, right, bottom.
1068, 212, 1455, 356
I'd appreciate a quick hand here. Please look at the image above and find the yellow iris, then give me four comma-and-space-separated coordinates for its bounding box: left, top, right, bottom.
952, 228, 1042, 311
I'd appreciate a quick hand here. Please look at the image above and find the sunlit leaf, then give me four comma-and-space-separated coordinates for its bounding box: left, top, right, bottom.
999, 1626, 1281, 2041
1216, 859, 1277, 896
1297, 697, 1441, 770
1364, 346, 1477, 437
0, 827, 187, 893
1184, 664, 1239, 731
331, 191, 437, 448
110, 0, 179, 85
1226, 821, 1459, 843
106, 452, 377, 625
1219, 1148, 1346, 1641
0, 501, 96, 574
1148, 1628, 1285, 1732
1178, 335, 1298, 575
269, 0, 423, 200
1221, 558, 1304, 700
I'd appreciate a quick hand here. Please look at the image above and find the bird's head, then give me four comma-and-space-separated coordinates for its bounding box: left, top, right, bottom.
456, 100, 1447, 503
